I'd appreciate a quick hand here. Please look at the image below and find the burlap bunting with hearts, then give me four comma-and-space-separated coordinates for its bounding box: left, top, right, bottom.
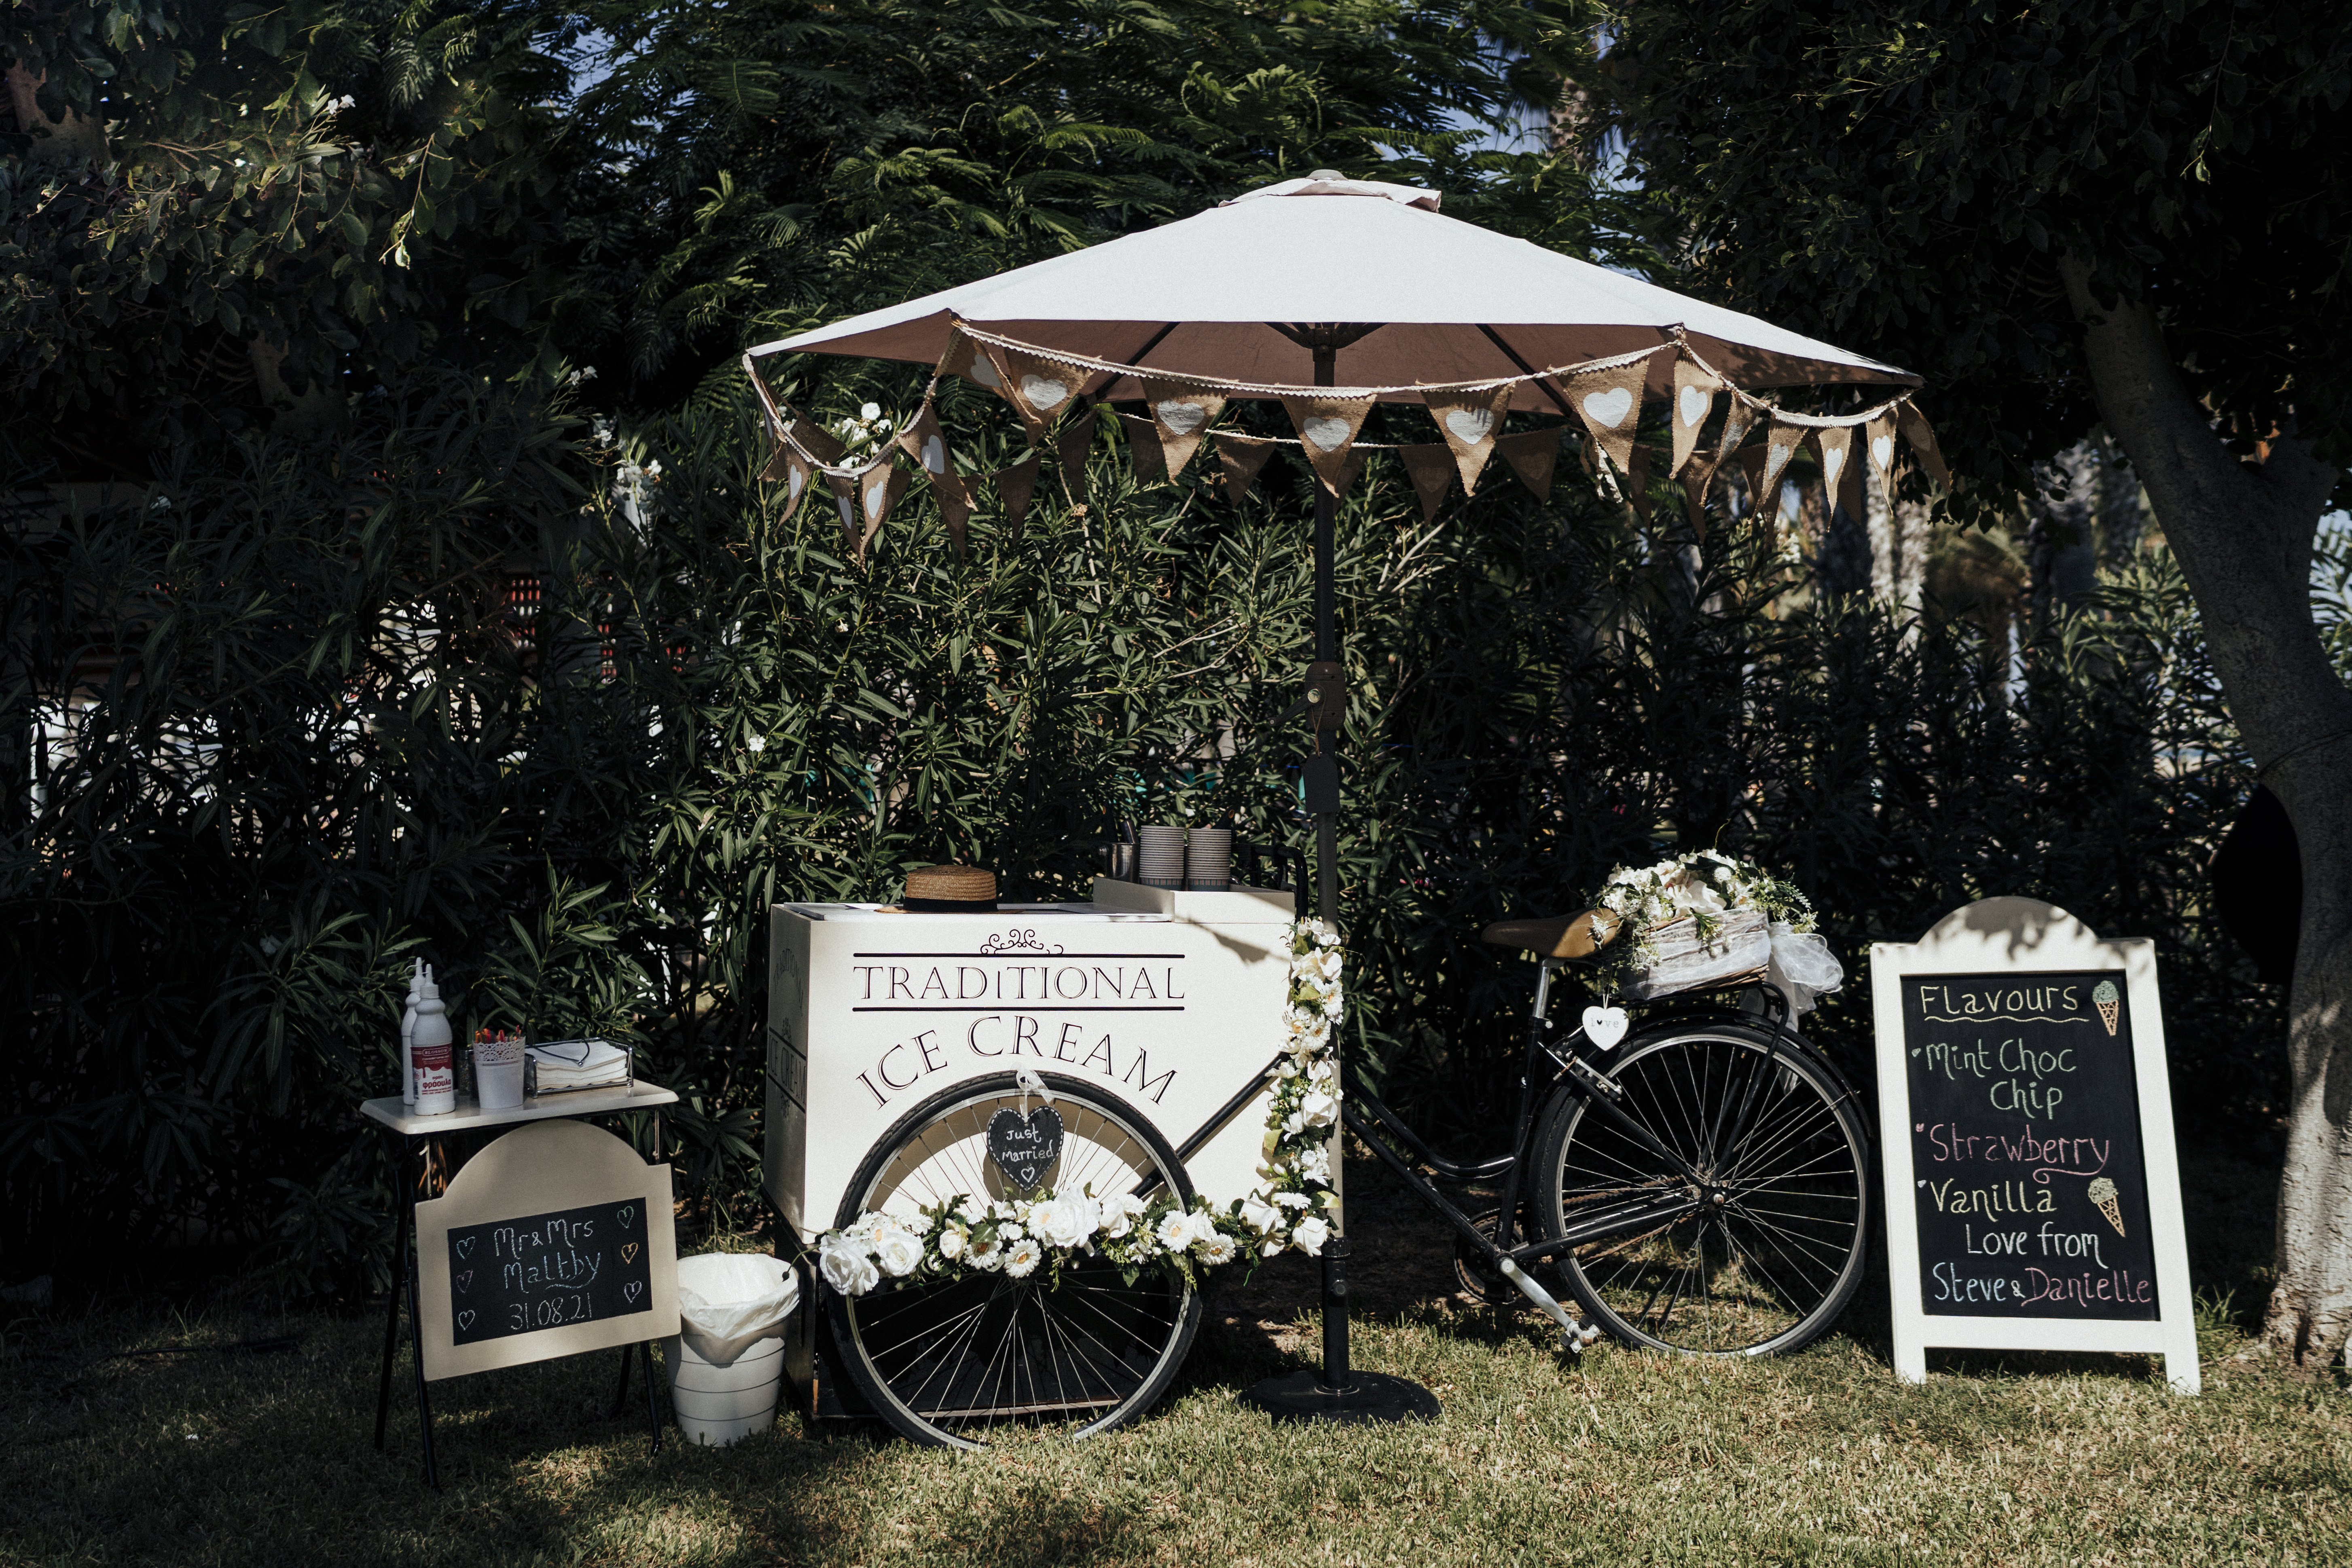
1119, 413, 1167, 484
1399, 442, 1457, 522
896, 403, 972, 558
1420, 382, 1514, 495
939, 331, 1011, 403
1565, 360, 1648, 476
1279, 394, 1376, 497
1897, 402, 1950, 489
987, 343, 1090, 443
1057, 408, 1099, 499
767, 445, 815, 523
995, 455, 1042, 541
1757, 416, 1807, 509
1680, 467, 1711, 538
852, 464, 910, 563
1863, 412, 1901, 494
1670, 360, 1725, 478
1137, 378, 1227, 479
1811, 424, 1864, 523
1215, 433, 1280, 508
1495, 428, 1561, 503
1713, 398, 1760, 470
1626, 442, 1655, 523
826, 472, 859, 552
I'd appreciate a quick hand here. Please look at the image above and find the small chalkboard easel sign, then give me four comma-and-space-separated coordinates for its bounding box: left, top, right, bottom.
1871, 898, 2199, 1394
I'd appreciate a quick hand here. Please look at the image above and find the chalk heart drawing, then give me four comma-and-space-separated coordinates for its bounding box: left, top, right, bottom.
624, 1282, 643, 1303
1155, 399, 1208, 435
1302, 415, 1351, 453
1679, 385, 1711, 427
1444, 408, 1495, 444
622, 1243, 640, 1264
457, 1310, 476, 1331
1581, 1005, 1630, 1050
921, 434, 945, 474
1019, 374, 1069, 412
454, 1237, 476, 1261
455, 1270, 474, 1293
969, 355, 1001, 389
1581, 387, 1635, 429
1916, 1123, 1926, 1132
616, 1205, 636, 1230
1873, 433, 1895, 470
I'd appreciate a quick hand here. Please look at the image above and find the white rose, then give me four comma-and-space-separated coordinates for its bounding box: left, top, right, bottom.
1308, 1060, 1336, 1090
819, 1239, 880, 1296
1154, 1210, 1196, 1252
938, 1224, 967, 1261
874, 1226, 925, 1278
1005, 1238, 1044, 1278
1300, 1090, 1338, 1128
1239, 1193, 1281, 1234
1196, 1230, 1237, 1266
1291, 1215, 1331, 1255
1033, 1194, 1098, 1248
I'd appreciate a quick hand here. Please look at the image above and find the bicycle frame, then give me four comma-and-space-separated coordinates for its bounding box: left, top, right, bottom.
1341, 961, 1809, 1292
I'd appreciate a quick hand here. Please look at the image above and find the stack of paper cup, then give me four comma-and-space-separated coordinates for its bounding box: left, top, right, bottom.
1186, 827, 1234, 891
1136, 824, 1187, 889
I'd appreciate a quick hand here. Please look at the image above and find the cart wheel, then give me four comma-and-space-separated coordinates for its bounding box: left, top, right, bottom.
1529, 1022, 1871, 1356
824, 1071, 1203, 1449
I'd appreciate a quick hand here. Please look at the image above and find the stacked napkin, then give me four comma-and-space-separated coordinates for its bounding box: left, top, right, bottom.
525, 1038, 633, 1095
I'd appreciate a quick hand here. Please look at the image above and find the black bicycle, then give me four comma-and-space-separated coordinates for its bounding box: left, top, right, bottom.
1347, 908, 1875, 1358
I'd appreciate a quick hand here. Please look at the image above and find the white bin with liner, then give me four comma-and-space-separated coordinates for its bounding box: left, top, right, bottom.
664, 1252, 800, 1446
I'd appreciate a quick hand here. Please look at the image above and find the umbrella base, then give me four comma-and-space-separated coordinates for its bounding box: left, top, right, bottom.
1237, 1369, 1442, 1426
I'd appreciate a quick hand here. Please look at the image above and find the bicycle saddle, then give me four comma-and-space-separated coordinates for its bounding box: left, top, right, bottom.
1479, 908, 1622, 959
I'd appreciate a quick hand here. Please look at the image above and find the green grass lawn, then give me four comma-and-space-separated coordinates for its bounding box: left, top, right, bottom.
5, 1150, 2347, 1567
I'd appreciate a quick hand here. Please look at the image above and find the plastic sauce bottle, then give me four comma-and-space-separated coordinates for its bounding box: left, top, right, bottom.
400, 960, 424, 1105
412, 975, 456, 1115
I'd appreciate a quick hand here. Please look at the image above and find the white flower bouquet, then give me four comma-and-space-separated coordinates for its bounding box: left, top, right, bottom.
1588, 850, 1819, 1002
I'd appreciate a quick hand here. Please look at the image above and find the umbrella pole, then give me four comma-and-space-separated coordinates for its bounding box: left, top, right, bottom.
1238, 336, 1439, 1428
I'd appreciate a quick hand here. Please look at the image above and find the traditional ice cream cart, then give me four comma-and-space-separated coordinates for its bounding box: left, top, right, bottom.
765, 875, 1306, 1446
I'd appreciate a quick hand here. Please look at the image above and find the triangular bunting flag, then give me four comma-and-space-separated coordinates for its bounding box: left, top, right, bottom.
1735, 445, 1770, 516
1215, 433, 1280, 508
1627, 442, 1655, 523
1421, 382, 1514, 495
769, 446, 814, 523
1757, 417, 1807, 510
1713, 397, 1759, 468
1057, 408, 1099, 499
1564, 359, 1648, 476
1864, 411, 1901, 492
995, 455, 1042, 542
1137, 378, 1228, 479
989, 343, 1090, 443
940, 329, 1014, 404
1327, 445, 1371, 501
1399, 442, 1456, 522
827, 472, 859, 552
937, 486, 972, 561
1896, 401, 1950, 489
1119, 412, 1167, 484
1812, 425, 1856, 522
1495, 427, 1561, 503
896, 403, 970, 510
854, 464, 910, 563
1680, 467, 1711, 540
791, 417, 847, 469
1279, 394, 1375, 497
1669, 359, 1725, 478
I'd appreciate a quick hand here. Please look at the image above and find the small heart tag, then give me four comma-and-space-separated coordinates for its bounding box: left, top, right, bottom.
1581, 387, 1634, 428
454, 1270, 474, 1293
987, 1105, 1066, 1189
1019, 374, 1069, 412
1155, 399, 1207, 435
454, 1237, 476, 1261
1872, 433, 1895, 470
623, 1282, 642, 1303
457, 1310, 476, 1331
1444, 409, 1495, 444
1302, 415, 1351, 453
1679, 385, 1710, 427
921, 434, 945, 474
615, 1205, 635, 1230
622, 1243, 639, 1264
1581, 1005, 1629, 1050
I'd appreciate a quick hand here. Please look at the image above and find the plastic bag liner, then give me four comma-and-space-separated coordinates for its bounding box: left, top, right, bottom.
675, 1253, 800, 1366
1766, 923, 1844, 1017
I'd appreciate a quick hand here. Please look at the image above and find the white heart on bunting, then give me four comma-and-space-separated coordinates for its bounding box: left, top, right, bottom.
921, 435, 945, 474
1823, 446, 1846, 491
1020, 374, 1069, 411
787, 466, 805, 501
864, 481, 888, 521
1581, 387, 1635, 429
1679, 385, 1711, 428
1444, 408, 1496, 444
1581, 1005, 1630, 1050
1302, 416, 1351, 452
1872, 433, 1895, 470
970, 355, 1001, 389
1156, 400, 1208, 435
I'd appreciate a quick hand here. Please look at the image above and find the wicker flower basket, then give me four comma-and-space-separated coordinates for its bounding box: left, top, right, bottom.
1618, 909, 1773, 1002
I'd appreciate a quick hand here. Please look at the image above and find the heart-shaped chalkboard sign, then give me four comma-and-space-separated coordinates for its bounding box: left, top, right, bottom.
987, 1106, 1065, 1190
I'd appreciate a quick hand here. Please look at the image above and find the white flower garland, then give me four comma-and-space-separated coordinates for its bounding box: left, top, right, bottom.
814, 917, 1344, 1297
1588, 849, 1814, 986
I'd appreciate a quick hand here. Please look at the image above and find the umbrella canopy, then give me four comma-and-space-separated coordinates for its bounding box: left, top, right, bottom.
747, 174, 1919, 406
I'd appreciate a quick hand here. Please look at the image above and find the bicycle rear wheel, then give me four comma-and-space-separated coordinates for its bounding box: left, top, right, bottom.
823, 1071, 1202, 1449
1530, 1019, 1870, 1356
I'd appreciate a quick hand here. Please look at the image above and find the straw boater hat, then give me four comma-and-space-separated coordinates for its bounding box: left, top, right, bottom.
902, 863, 998, 912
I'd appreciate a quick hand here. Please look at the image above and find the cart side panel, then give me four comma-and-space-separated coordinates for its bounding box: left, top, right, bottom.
763, 910, 814, 1235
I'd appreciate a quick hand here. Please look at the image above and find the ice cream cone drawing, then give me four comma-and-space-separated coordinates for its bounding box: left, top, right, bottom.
2093, 979, 2119, 1036
2089, 1177, 2126, 1237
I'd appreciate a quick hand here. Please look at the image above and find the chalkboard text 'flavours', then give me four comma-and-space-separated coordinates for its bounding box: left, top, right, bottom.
1914, 983, 2085, 1021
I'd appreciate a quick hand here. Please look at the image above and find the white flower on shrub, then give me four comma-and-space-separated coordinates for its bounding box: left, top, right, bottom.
1005, 1237, 1044, 1278
874, 1226, 925, 1278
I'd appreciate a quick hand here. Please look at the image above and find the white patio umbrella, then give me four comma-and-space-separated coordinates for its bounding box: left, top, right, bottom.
747, 173, 1924, 1425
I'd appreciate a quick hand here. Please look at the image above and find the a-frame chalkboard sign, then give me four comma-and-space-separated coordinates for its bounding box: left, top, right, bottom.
1871, 898, 2199, 1394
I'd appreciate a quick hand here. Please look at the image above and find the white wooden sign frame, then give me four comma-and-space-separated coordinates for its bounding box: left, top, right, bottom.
414, 1119, 681, 1382
1871, 897, 2200, 1394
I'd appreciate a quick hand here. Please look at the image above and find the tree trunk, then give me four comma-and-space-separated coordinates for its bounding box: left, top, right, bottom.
2061, 256, 2352, 1369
